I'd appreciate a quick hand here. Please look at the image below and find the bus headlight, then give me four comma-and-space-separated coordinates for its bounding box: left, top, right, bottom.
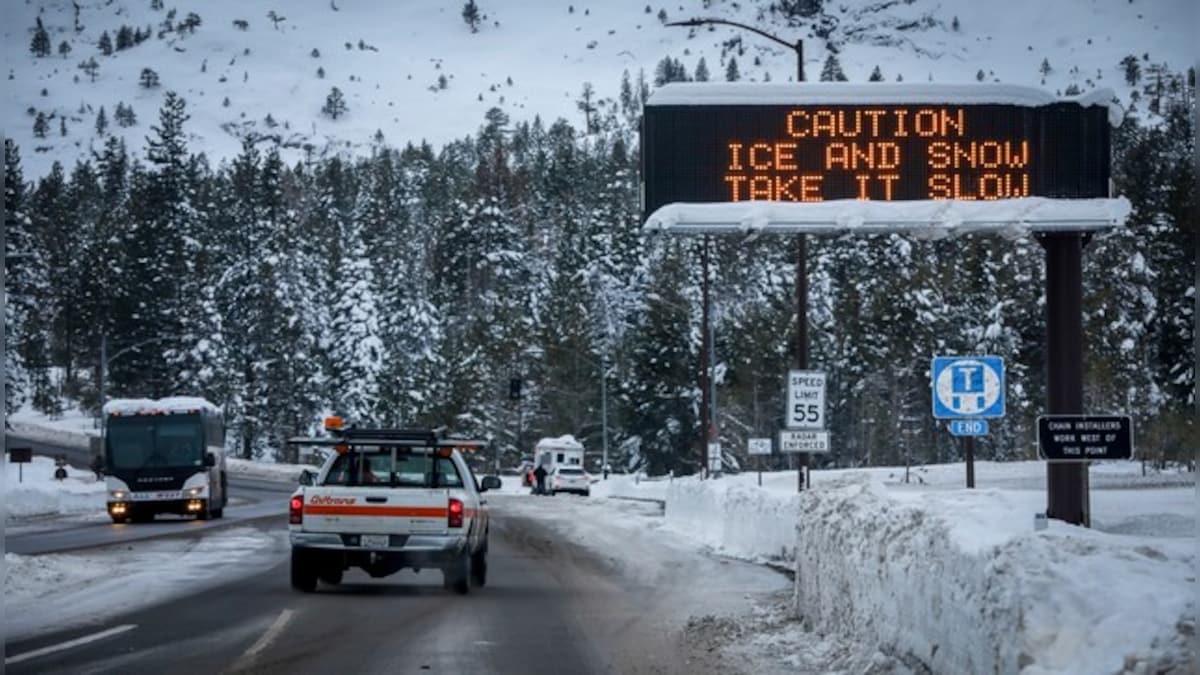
109, 490, 129, 500
184, 486, 206, 498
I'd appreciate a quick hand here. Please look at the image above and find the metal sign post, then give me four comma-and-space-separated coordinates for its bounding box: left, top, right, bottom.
10, 446, 33, 483
748, 437, 772, 487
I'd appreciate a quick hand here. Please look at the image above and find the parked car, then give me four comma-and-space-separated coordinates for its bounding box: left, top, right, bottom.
550, 466, 591, 496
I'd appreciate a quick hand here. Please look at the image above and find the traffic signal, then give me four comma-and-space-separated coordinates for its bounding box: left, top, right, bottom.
509, 378, 522, 400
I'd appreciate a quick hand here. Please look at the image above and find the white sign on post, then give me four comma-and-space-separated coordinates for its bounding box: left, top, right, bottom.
779, 430, 831, 454
786, 371, 826, 430
748, 438, 772, 456
707, 442, 722, 472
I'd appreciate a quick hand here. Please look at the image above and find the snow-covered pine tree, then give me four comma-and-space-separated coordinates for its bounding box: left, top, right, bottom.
619, 241, 699, 475
820, 53, 848, 81
30, 18, 51, 57
322, 86, 347, 119
4, 140, 32, 413
725, 57, 740, 82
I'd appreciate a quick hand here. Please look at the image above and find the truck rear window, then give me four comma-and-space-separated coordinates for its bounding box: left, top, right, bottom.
322, 451, 464, 488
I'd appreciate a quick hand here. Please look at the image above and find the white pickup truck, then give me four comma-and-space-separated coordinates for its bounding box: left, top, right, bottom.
288, 426, 501, 594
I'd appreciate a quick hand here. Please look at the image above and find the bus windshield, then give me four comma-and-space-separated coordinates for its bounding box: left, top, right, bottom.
106, 413, 206, 469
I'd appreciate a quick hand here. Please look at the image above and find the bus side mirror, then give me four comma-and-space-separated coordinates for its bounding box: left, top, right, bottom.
298, 469, 317, 486
480, 475, 501, 492
204, 452, 216, 467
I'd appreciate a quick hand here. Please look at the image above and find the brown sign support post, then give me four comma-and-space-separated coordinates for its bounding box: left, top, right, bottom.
1041, 233, 1089, 526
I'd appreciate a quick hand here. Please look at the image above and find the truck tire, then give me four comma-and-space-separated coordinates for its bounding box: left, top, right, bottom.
319, 555, 343, 585
291, 549, 318, 593
470, 547, 488, 587
442, 554, 471, 595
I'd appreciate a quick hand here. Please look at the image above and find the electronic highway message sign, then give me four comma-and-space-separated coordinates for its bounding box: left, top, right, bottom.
641, 84, 1112, 217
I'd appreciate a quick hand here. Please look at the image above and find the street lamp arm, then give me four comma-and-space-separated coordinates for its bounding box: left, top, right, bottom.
106, 335, 174, 365
666, 17, 798, 51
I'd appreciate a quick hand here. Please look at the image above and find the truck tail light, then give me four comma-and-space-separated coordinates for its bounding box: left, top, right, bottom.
448, 498, 464, 528
289, 496, 303, 524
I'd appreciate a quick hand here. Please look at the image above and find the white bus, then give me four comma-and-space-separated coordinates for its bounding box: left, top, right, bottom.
102, 397, 227, 523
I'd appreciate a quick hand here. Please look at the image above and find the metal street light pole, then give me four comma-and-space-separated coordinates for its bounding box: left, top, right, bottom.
666, 17, 808, 487
99, 333, 177, 412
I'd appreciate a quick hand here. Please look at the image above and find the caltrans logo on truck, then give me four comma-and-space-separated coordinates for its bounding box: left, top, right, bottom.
309, 495, 357, 506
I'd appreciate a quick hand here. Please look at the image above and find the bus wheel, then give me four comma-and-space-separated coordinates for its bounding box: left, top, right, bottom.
210, 506, 224, 519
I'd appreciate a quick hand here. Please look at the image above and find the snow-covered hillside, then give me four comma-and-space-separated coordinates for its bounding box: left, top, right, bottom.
3, 0, 1194, 177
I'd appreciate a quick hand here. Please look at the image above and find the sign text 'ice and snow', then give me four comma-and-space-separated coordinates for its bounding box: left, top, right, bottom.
642, 99, 1110, 215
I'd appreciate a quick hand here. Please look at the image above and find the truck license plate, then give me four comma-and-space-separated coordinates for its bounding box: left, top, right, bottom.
361, 535, 389, 549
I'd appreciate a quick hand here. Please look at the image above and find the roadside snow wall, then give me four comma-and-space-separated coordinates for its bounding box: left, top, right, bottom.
664, 477, 800, 564
793, 476, 1195, 674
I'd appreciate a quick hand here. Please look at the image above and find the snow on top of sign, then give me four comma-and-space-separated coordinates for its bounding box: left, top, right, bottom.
644, 197, 1131, 239
646, 83, 1122, 126
103, 397, 221, 416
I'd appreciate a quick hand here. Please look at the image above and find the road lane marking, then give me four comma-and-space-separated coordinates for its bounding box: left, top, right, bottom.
230, 608, 295, 671
5, 624, 136, 665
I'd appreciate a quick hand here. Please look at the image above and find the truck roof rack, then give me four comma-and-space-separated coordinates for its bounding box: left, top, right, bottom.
287, 427, 487, 450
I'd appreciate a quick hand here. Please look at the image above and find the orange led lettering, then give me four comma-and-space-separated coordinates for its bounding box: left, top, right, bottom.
812, 111, 837, 137
1008, 141, 1029, 168
929, 173, 952, 199
775, 176, 799, 201
724, 175, 747, 201
826, 143, 850, 170
879, 174, 899, 200
728, 143, 744, 171
853, 143, 874, 170
877, 142, 900, 169
954, 143, 976, 169
942, 109, 964, 136
980, 173, 1004, 200
837, 110, 861, 137
786, 111, 809, 138
749, 143, 772, 171
893, 109, 909, 136
979, 142, 1003, 169
952, 174, 976, 200
914, 109, 939, 137
929, 142, 951, 169
750, 176, 773, 200
775, 142, 797, 170
855, 174, 870, 200
862, 109, 887, 136
800, 175, 823, 202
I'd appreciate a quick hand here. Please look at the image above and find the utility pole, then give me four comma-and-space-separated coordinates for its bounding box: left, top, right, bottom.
699, 237, 712, 478
666, 17, 808, 487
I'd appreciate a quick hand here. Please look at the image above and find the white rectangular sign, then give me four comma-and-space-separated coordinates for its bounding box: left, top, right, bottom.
747, 438, 772, 456
779, 430, 830, 454
786, 370, 827, 429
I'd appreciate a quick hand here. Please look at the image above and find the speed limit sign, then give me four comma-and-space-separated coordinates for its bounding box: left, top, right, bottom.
786, 371, 826, 430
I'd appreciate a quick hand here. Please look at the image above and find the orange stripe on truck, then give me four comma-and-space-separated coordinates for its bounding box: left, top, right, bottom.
305, 505, 448, 518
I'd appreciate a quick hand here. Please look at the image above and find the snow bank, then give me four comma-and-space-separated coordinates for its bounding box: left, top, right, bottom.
224, 457, 312, 484
792, 476, 1196, 674
3, 455, 104, 520
663, 476, 800, 564
590, 473, 671, 502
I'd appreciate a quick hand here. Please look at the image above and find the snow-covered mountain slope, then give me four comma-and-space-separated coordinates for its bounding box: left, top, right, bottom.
3, 0, 1194, 177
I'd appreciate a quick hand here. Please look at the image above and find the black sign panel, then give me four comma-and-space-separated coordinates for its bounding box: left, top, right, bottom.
9, 447, 33, 463
642, 102, 1110, 217
1037, 415, 1133, 461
